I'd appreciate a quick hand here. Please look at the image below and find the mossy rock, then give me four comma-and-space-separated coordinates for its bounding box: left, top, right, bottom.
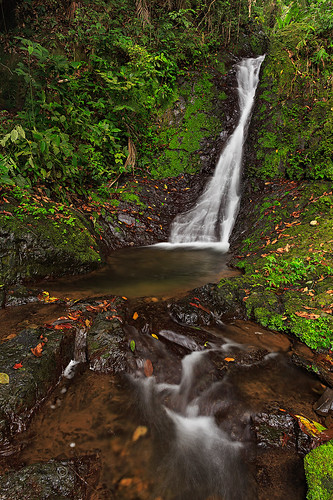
87, 305, 129, 374
304, 441, 333, 500
0, 199, 102, 285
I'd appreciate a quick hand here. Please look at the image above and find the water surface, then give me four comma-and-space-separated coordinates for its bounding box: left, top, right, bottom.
41, 246, 239, 299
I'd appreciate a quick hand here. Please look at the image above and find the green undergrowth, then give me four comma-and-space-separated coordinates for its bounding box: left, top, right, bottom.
219, 180, 333, 351
304, 440, 333, 500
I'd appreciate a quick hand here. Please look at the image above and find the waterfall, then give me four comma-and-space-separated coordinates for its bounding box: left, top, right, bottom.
169, 55, 265, 250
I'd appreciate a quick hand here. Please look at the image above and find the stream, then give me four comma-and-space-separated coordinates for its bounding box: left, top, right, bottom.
0, 248, 326, 500
0, 56, 327, 499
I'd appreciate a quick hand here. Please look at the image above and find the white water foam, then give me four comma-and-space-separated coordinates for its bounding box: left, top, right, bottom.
131, 346, 256, 499
169, 55, 265, 250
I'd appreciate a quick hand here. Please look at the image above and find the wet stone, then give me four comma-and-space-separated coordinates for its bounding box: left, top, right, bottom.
252, 411, 314, 455
314, 388, 333, 416
0, 327, 75, 454
87, 312, 130, 374
4, 285, 40, 307
168, 302, 212, 326
0, 456, 98, 499
118, 213, 136, 226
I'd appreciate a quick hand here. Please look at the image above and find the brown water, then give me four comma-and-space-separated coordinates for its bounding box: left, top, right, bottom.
0, 247, 327, 499
6, 317, 324, 500
38, 246, 239, 299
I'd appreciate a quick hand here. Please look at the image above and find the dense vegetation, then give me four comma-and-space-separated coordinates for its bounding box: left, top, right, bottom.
0, 0, 262, 199
251, 0, 333, 181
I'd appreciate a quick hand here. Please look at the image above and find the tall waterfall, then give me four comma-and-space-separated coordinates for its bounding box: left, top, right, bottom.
169, 55, 265, 250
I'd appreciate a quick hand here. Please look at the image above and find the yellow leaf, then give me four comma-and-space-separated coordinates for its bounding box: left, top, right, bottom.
151, 334, 158, 339
0, 373, 9, 384
224, 357, 235, 362
295, 415, 326, 437
132, 426, 148, 442
133, 312, 139, 320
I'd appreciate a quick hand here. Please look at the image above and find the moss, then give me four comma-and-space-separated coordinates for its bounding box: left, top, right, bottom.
289, 316, 333, 350
249, 25, 333, 183
150, 71, 221, 178
0, 198, 101, 284
217, 181, 333, 351
304, 441, 333, 500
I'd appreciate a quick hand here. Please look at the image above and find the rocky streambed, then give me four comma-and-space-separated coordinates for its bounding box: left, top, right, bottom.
0, 263, 332, 499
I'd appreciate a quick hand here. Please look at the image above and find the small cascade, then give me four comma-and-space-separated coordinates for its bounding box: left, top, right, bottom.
169, 55, 265, 250
63, 328, 87, 379
131, 339, 256, 500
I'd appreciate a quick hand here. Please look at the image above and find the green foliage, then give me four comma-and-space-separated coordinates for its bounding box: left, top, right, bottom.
251, 0, 333, 182
304, 441, 333, 500
0, 0, 266, 196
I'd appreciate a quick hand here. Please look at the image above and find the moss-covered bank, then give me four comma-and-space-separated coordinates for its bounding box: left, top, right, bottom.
219, 180, 333, 353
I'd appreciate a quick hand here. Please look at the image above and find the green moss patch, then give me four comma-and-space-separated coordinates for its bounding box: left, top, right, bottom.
304, 441, 333, 500
150, 71, 221, 178
0, 188, 101, 284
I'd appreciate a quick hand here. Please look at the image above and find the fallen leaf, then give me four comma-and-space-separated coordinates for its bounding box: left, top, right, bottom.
31, 343, 43, 357
189, 302, 211, 313
326, 290, 333, 295
151, 334, 158, 340
294, 311, 320, 319
295, 414, 326, 438
144, 359, 153, 377
130, 340, 136, 352
38, 291, 59, 303
133, 312, 139, 320
224, 357, 235, 362
132, 426, 148, 442
13, 363, 23, 370
0, 373, 9, 384
54, 323, 73, 330
119, 478, 133, 487
1, 333, 17, 342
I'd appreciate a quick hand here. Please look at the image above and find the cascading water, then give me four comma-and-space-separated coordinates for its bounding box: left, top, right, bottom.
130, 334, 257, 500
169, 55, 265, 250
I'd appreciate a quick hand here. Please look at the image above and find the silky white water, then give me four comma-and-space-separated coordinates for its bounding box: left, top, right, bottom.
169, 55, 265, 250
131, 335, 256, 500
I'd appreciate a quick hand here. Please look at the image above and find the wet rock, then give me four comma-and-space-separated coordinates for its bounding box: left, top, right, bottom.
4, 285, 40, 307
314, 388, 333, 416
291, 352, 333, 388
252, 411, 314, 455
118, 213, 136, 226
87, 312, 130, 374
168, 293, 215, 326
0, 206, 101, 286
0, 456, 98, 499
0, 327, 75, 455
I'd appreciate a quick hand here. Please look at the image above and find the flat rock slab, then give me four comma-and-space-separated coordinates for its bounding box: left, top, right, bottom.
0, 456, 98, 499
0, 326, 75, 455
